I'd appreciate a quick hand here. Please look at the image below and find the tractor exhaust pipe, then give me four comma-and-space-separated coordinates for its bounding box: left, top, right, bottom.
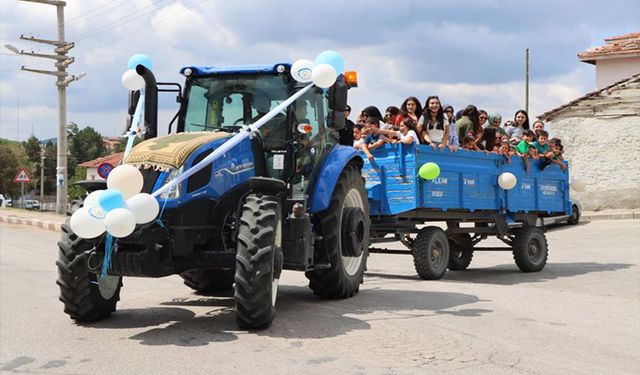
135, 65, 158, 139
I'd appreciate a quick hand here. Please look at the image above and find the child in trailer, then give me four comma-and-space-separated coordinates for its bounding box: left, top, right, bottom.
460, 135, 477, 151
515, 130, 536, 174
360, 118, 388, 161
540, 138, 567, 171
498, 139, 514, 163
353, 124, 364, 148
532, 130, 550, 156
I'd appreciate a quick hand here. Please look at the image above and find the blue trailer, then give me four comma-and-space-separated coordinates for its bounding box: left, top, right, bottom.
363, 143, 571, 279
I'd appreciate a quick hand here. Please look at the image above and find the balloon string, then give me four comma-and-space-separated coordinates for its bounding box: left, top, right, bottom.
155, 197, 170, 235
100, 233, 115, 279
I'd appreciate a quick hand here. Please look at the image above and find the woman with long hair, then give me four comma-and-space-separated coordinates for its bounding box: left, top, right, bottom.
418, 95, 450, 150
507, 109, 530, 141
395, 96, 423, 127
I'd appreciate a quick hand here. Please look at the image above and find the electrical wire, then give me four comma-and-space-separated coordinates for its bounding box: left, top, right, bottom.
71, 0, 174, 43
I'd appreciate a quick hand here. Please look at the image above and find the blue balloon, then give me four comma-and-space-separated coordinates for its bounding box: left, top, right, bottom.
315, 50, 344, 75
127, 53, 153, 71
98, 189, 125, 213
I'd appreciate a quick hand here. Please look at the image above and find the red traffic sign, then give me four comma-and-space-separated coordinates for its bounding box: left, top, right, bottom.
13, 168, 32, 183
97, 162, 114, 179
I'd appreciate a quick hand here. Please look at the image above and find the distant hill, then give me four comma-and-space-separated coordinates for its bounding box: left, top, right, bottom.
0, 138, 21, 147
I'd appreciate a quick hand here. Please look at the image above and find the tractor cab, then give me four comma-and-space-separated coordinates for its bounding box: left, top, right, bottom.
174, 63, 349, 194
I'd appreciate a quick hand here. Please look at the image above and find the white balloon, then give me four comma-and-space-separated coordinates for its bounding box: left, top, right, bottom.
83, 190, 102, 208
104, 208, 136, 238
571, 179, 586, 192
121, 69, 145, 91
126, 193, 160, 224
498, 172, 517, 190
311, 63, 337, 88
107, 165, 144, 200
70, 206, 106, 239
290, 59, 314, 83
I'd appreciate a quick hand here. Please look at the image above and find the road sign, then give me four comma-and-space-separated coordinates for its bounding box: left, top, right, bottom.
13, 168, 32, 183
97, 163, 114, 179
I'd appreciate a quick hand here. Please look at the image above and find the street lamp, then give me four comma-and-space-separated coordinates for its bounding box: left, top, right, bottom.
4, 44, 20, 54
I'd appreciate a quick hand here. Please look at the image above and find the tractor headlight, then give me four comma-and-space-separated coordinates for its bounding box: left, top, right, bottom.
159, 167, 183, 199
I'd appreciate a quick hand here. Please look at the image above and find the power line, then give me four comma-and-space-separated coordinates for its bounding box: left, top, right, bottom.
77, 0, 201, 58
72, 0, 173, 43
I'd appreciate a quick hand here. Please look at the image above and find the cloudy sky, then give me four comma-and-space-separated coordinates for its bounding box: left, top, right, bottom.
0, 0, 638, 141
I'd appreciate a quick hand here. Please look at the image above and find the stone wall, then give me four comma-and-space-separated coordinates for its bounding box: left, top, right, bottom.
550, 116, 640, 210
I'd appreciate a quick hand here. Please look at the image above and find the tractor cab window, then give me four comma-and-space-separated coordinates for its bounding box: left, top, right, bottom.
183, 74, 288, 132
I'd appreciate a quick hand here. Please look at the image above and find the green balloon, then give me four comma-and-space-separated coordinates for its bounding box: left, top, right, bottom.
418, 162, 440, 180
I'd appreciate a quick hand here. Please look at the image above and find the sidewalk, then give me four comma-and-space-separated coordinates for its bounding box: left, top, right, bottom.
1, 207, 639, 234
0, 208, 66, 232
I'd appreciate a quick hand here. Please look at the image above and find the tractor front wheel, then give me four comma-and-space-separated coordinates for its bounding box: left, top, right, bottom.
56, 224, 122, 321
234, 194, 282, 330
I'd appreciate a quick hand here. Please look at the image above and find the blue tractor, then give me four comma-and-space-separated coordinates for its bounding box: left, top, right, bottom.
56, 63, 369, 329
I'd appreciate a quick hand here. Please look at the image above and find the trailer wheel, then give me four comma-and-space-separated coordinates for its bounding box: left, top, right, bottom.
447, 233, 474, 271
306, 163, 369, 299
56, 223, 122, 321
234, 194, 281, 329
412, 226, 450, 280
180, 269, 235, 293
513, 227, 548, 272
567, 204, 580, 225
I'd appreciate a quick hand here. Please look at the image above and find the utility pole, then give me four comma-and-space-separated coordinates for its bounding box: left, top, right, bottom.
5, 0, 86, 215
525, 48, 530, 114
40, 147, 46, 208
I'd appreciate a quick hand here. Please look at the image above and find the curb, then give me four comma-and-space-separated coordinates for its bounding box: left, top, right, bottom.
0, 215, 63, 232
582, 212, 640, 221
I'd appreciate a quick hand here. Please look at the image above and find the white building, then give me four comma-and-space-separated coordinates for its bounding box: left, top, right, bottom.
578, 32, 640, 89
539, 74, 640, 210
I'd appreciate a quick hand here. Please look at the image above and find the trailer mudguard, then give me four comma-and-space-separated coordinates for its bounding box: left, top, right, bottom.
309, 145, 363, 213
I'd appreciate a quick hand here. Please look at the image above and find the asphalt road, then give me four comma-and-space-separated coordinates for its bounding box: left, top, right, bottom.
1, 220, 638, 374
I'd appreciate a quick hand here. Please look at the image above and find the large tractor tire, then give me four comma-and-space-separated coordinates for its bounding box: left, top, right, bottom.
234, 194, 282, 330
412, 226, 450, 280
56, 224, 122, 321
447, 233, 474, 271
306, 163, 369, 299
180, 269, 235, 294
513, 227, 548, 272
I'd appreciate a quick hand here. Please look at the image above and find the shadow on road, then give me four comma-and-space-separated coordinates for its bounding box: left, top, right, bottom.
78, 286, 487, 345
444, 262, 633, 285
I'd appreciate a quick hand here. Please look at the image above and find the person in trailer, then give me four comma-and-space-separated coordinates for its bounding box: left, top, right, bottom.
360, 117, 388, 161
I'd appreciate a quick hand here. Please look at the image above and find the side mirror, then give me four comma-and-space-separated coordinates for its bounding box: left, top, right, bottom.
328, 75, 348, 130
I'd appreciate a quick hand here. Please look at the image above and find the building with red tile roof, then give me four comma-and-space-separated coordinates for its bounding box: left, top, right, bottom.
78, 152, 124, 181
578, 32, 640, 89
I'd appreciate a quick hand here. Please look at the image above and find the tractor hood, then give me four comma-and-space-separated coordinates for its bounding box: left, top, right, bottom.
125, 131, 232, 171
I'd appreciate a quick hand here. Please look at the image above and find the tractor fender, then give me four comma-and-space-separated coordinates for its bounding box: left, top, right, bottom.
309, 145, 363, 213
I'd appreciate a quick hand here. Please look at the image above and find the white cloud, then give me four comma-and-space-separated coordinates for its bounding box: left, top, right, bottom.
150, 2, 237, 49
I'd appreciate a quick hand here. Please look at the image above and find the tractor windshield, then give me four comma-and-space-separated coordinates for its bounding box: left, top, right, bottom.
183, 74, 289, 132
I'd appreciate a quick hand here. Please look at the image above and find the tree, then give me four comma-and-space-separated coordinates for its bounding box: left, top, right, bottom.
0, 140, 36, 198
22, 135, 41, 163
67, 123, 107, 178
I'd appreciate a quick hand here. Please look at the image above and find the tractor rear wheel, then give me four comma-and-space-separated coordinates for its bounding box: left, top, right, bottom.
306, 163, 369, 299
234, 194, 282, 330
56, 223, 122, 321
